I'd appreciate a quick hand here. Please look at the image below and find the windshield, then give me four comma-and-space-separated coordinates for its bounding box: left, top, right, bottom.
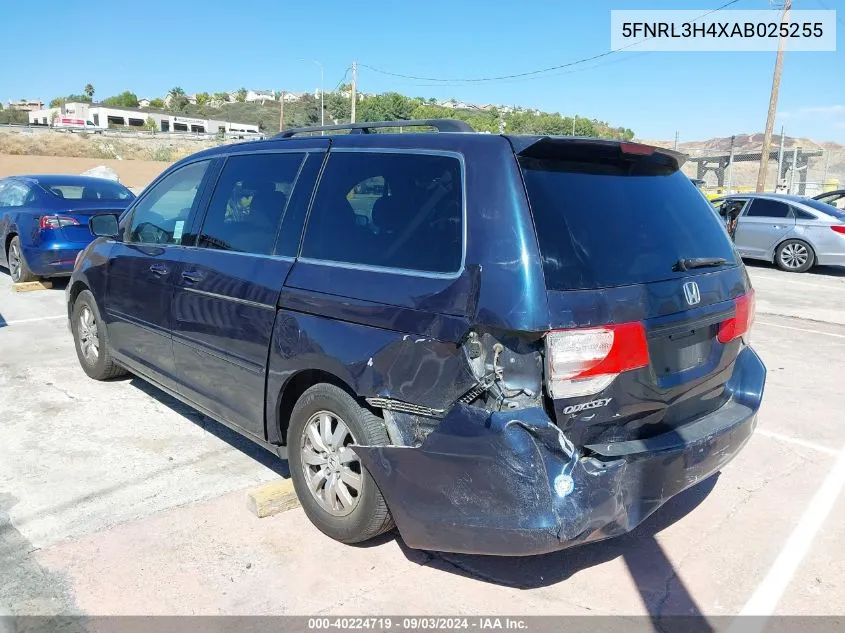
519, 156, 738, 291
43, 180, 134, 202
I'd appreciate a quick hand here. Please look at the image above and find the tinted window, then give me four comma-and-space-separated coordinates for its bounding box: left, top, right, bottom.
793, 208, 816, 220
519, 157, 737, 291
302, 152, 462, 274
198, 153, 304, 255
802, 197, 845, 220
42, 180, 133, 201
745, 199, 790, 218
128, 160, 210, 245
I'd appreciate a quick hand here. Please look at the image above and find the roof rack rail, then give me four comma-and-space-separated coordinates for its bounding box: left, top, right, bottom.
276, 119, 474, 138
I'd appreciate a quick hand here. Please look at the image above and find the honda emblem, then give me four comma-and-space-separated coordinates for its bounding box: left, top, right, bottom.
683, 281, 701, 306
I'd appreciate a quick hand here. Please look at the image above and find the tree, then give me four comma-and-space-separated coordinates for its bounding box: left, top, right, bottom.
149, 98, 165, 109
84, 84, 95, 99
50, 111, 58, 127
49, 94, 91, 108
236, 88, 248, 103
325, 90, 351, 123
144, 116, 157, 132
102, 91, 139, 108
167, 87, 188, 111
213, 92, 230, 103
195, 92, 210, 106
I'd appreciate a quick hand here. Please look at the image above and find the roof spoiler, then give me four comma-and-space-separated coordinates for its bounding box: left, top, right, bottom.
509, 136, 687, 170
276, 119, 475, 138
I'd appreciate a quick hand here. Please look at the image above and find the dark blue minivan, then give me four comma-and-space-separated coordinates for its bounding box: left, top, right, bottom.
67, 120, 765, 556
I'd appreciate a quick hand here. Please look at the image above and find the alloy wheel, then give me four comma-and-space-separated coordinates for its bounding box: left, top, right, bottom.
77, 306, 100, 364
300, 410, 363, 517
8, 243, 21, 281
780, 243, 809, 270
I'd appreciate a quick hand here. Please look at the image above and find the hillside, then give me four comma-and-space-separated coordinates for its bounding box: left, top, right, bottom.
166, 91, 636, 140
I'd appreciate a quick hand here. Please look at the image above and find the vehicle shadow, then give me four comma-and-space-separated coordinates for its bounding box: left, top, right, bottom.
381, 474, 719, 624
743, 258, 845, 278
0, 265, 72, 290
124, 375, 290, 478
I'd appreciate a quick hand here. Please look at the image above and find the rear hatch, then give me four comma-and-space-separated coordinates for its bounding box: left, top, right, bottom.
511, 137, 753, 449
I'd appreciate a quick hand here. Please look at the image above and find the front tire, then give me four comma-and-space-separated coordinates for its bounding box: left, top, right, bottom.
288, 383, 394, 544
71, 290, 127, 380
775, 239, 814, 273
7, 236, 36, 283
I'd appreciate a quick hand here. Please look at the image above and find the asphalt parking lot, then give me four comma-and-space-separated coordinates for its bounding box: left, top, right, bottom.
1, 261, 844, 623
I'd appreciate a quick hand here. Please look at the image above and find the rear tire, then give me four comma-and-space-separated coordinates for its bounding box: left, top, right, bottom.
7, 236, 36, 283
71, 290, 127, 380
775, 239, 814, 273
287, 383, 394, 544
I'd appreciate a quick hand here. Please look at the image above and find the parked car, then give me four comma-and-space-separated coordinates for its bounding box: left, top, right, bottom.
67, 119, 765, 556
711, 192, 845, 273
813, 189, 845, 211
0, 175, 135, 282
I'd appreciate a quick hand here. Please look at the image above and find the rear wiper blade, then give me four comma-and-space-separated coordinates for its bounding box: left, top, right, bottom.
673, 257, 729, 272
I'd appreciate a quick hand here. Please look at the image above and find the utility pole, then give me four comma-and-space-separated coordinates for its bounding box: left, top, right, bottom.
777, 125, 786, 188
674, 131, 679, 151
572, 116, 576, 136
727, 135, 736, 194
279, 91, 285, 132
756, 0, 791, 192
350, 61, 357, 124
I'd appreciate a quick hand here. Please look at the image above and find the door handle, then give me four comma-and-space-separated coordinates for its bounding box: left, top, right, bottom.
772, 225, 783, 229
181, 270, 204, 283
149, 263, 169, 276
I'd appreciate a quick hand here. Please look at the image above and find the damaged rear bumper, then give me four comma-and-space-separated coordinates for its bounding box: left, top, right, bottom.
354, 347, 765, 556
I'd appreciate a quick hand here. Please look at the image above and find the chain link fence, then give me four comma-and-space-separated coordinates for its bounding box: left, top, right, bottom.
674, 139, 844, 199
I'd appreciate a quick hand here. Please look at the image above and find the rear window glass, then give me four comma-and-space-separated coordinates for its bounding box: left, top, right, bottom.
519, 156, 737, 291
802, 197, 845, 221
43, 181, 133, 201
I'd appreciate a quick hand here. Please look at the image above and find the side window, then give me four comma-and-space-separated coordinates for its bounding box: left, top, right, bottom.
302, 152, 463, 274
127, 160, 210, 245
745, 198, 790, 218
792, 208, 816, 220
0, 182, 33, 208
198, 153, 304, 255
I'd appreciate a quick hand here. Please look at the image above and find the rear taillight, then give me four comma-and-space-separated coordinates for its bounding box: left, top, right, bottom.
718, 289, 756, 344
544, 322, 649, 399
620, 142, 655, 156
40, 215, 80, 229
831, 225, 845, 235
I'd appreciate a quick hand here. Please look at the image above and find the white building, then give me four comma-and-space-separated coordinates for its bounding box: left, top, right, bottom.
28, 102, 259, 135
246, 90, 275, 103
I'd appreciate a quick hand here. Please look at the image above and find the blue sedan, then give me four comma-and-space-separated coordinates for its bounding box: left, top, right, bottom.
0, 174, 135, 282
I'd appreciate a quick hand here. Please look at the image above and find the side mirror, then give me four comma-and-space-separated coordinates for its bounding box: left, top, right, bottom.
89, 213, 120, 238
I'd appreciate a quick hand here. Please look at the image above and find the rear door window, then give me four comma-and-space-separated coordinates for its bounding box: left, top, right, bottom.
519, 155, 737, 291
744, 199, 790, 218
301, 151, 462, 274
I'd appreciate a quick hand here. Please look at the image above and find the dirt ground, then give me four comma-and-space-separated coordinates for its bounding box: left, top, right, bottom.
0, 154, 169, 190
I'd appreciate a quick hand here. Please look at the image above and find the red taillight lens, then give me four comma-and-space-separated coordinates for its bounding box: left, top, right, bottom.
830, 225, 845, 235
40, 215, 79, 229
544, 322, 649, 399
718, 289, 756, 344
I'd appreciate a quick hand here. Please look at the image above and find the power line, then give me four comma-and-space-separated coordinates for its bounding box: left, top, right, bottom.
333, 67, 352, 92
360, 0, 741, 84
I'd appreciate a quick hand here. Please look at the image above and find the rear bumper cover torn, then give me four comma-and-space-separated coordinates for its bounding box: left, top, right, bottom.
354, 347, 765, 556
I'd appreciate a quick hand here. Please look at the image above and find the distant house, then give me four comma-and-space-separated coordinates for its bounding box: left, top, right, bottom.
281, 92, 305, 103
138, 98, 151, 108
246, 90, 276, 103
8, 99, 44, 112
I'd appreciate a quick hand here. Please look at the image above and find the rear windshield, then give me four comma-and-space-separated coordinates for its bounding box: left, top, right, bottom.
801, 197, 845, 221
42, 180, 134, 202
519, 155, 737, 291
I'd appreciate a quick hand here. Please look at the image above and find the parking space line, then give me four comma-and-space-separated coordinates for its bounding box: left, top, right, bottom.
755, 320, 845, 340
2, 315, 66, 326
736, 444, 845, 621
756, 429, 840, 457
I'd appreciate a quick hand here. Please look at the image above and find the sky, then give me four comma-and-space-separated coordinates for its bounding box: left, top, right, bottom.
2, 0, 843, 143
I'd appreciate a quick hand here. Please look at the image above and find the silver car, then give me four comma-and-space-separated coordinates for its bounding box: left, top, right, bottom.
712, 193, 845, 273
